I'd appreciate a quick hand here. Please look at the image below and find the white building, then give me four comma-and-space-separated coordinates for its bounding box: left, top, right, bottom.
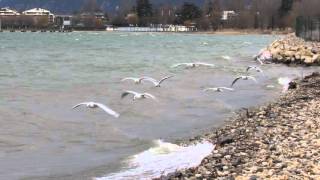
0, 7, 20, 16
22, 8, 54, 23
221, 11, 237, 21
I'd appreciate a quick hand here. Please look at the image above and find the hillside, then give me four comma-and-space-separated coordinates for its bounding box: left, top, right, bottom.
0, 0, 206, 14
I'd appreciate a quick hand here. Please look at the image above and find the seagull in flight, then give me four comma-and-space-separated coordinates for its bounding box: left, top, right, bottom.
121, 77, 145, 84
256, 57, 265, 65
254, 50, 272, 65
204, 87, 234, 92
72, 102, 120, 118
142, 76, 174, 87
231, 76, 257, 87
121, 91, 157, 101
246, 66, 263, 73
171, 62, 215, 69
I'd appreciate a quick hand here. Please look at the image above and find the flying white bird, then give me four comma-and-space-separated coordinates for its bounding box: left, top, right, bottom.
121, 91, 157, 101
254, 50, 272, 65
246, 66, 263, 73
231, 76, 257, 87
203, 87, 234, 92
171, 62, 215, 69
142, 76, 174, 87
72, 102, 120, 118
256, 57, 265, 65
121, 77, 145, 84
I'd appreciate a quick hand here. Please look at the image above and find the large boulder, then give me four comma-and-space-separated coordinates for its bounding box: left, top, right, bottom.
312, 54, 320, 63
302, 50, 313, 57
304, 56, 314, 64
284, 50, 296, 58
261, 34, 320, 65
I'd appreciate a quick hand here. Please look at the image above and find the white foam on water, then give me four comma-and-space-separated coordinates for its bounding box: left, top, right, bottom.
243, 41, 252, 45
95, 140, 214, 180
221, 55, 231, 60
278, 77, 292, 92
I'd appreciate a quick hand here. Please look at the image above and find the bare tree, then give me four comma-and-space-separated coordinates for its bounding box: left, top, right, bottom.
82, 0, 101, 14
156, 4, 176, 25
126, 13, 139, 25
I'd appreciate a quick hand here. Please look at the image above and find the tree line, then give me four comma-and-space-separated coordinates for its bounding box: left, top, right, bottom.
1, 0, 320, 30
106, 0, 320, 30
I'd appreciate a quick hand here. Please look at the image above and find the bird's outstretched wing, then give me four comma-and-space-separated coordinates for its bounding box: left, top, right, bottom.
256, 58, 264, 65
171, 63, 189, 68
247, 66, 263, 73
231, 77, 242, 87
246, 66, 254, 72
220, 87, 234, 91
121, 91, 138, 99
121, 77, 138, 82
72, 102, 89, 109
143, 93, 157, 100
203, 88, 218, 92
255, 67, 263, 73
195, 62, 215, 67
159, 75, 174, 85
247, 76, 257, 82
95, 103, 120, 118
141, 77, 158, 86
121, 77, 142, 82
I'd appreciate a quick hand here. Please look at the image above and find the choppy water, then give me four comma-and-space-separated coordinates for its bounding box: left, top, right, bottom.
0, 32, 319, 180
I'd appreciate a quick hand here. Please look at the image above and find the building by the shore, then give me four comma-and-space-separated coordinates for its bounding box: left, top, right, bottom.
221, 11, 237, 21
54, 15, 72, 30
0, 7, 20, 16
22, 8, 55, 23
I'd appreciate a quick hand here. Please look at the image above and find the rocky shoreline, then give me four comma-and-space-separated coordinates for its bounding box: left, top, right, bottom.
156, 72, 320, 180
266, 34, 320, 65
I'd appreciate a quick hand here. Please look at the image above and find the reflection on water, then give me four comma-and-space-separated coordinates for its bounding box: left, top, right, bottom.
0, 32, 319, 179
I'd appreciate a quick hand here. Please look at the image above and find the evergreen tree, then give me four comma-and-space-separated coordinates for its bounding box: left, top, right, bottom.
204, 0, 213, 17
279, 0, 294, 17
176, 3, 202, 24
136, 0, 153, 26
136, 0, 153, 18
211, 0, 222, 30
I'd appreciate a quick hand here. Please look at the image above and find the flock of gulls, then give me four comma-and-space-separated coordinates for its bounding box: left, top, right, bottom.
72, 56, 267, 118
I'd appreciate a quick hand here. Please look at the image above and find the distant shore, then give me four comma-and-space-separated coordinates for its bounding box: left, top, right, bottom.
194, 29, 291, 35
157, 72, 320, 179
0, 28, 292, 35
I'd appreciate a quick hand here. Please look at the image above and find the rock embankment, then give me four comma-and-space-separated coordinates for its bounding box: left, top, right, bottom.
267, 34, 320, 65
157, 72, 320, 180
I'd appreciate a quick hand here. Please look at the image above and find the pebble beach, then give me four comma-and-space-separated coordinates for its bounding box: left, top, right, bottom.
157, 71, 320, 180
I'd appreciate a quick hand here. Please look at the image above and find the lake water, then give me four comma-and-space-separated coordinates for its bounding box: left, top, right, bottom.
0, 32, 318, 179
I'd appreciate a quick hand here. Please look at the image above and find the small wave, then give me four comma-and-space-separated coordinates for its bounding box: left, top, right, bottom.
266, 85, 275, 89
89, 32, 100, 35
221, 56, 231, 60
96, 140, 214, 180
243, 41, 252, 45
